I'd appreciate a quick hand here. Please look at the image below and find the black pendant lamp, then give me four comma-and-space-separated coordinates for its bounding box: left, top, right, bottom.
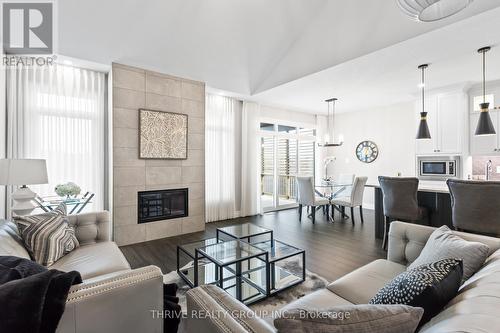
475, 46, 496, 136
416, 64, 431, 139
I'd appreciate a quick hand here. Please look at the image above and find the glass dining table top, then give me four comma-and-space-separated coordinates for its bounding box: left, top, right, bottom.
315, 181, 352, 188
315, 181, 352, 199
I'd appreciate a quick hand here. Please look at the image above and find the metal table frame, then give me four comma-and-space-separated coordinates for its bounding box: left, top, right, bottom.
176, 223, 306, 305
195, 241, 271, 304
176, 237, 221, 288
315, 183, 352, 221
252, 239, 306, 295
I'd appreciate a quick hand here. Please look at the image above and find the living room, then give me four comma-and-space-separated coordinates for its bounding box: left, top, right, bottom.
2, 1, 500, 333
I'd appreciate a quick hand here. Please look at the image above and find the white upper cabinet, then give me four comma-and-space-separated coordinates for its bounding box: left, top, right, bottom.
416, 91, 465, 155
438, 93, 463, 154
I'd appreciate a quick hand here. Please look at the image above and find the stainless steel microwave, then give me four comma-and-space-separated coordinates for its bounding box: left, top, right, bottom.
417, 156, 460, 180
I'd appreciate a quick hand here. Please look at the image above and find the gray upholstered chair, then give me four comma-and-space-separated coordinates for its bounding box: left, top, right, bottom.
331, 176, 368, 224
378, 176, 428, 250
447, 179, 500, 236
296, 176, 329, 224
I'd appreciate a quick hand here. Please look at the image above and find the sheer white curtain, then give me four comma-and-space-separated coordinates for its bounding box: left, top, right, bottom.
205, 94, 237, 222
6, 64, 106, 213
240, 101, 261, 216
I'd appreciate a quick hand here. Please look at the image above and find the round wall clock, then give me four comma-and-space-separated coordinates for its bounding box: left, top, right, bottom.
356, 141, 379, 163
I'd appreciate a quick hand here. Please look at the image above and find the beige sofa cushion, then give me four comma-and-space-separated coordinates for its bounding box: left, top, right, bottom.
281, 289, 353, 313
419, 249, 500, 333
50, 241, 130, 279
0, 220, 31, 259
408, 225, 489, 283
186, 284, 276, 333
275, 304, 423, 333
327, 259, 406, 304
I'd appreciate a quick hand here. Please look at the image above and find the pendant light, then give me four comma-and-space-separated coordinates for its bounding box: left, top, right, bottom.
416, 64, 431, 139
397, 0, 474, 22
318, 98, 343, 147
475, 46, 496, 136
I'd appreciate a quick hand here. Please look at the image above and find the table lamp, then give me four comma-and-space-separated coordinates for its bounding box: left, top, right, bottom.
0, 159, 48, 216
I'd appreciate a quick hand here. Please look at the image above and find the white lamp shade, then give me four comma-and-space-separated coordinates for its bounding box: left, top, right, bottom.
0, 159, 49, 185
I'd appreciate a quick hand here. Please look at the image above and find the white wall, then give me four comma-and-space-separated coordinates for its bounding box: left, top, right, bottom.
260, 105, 317, 125
329, 101, 417, 208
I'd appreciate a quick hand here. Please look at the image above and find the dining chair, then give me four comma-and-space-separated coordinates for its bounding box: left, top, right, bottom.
335, 173, 355, 197
296, 176, 330, 224
331, 176, 368, 225
447, 179, 500, 236
378, 176, 428, 250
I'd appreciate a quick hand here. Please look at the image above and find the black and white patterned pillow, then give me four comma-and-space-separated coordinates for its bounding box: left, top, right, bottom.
370, 258, 463, 324
15, 203, 79, 266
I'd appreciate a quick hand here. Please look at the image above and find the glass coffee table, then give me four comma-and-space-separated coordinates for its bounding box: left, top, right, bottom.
177, 223, 305, 305
251, 239, 305, 295
216, 223, 273, 243
177, 237, 222, 288
195, 239, 270, 304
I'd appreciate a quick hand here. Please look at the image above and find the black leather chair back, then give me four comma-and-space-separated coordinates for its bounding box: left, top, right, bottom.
378, 176, 420, 221
447, 179, 500, 236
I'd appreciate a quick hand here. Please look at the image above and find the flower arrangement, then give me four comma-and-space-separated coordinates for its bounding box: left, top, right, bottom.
55, 182, 81, 198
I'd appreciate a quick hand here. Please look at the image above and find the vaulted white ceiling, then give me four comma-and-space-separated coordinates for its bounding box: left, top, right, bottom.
58, 0, 500, 112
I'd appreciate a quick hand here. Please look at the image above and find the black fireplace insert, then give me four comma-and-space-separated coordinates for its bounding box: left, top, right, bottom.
138, 188, 188, 223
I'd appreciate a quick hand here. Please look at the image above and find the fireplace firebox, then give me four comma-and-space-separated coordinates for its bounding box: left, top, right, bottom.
138, 188, 188, 223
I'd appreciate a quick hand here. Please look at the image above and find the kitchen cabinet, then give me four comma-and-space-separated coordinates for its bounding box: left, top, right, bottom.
470, 110, 500, 155
416, 92, 465, 155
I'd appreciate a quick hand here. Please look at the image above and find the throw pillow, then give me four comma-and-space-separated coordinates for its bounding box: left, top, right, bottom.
274, 304, 423, 333
407, 225, 489, 283
370, 258, 463, 324
15, 203, 79, 266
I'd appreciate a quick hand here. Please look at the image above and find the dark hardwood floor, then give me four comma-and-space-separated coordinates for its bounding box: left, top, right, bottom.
120, 207, 386, 281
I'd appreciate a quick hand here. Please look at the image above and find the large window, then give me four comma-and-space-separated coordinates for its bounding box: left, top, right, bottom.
260, 122, 315, 211
7, 64, 107, 211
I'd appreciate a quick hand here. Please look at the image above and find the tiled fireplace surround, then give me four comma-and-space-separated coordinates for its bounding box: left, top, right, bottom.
112, 63, 205, 246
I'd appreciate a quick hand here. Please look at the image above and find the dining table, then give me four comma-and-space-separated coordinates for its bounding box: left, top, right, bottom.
315, 181, 353, 222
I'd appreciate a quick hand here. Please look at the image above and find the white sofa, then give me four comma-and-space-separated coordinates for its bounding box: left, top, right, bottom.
185, 221, 500, 333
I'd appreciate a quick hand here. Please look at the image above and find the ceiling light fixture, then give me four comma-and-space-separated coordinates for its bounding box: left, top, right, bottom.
318, 98, 343, 147
416, 64, 431, 140
397, 0, 473, 22
475, 46, 496, 136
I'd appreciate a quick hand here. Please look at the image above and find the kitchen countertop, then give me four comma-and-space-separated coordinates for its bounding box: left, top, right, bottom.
366, 180, 450, 194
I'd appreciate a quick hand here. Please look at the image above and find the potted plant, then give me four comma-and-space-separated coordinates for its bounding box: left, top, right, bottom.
54, 182, 81, 200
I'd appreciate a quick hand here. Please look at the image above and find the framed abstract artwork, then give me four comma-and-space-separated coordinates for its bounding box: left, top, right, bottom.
139, 109, 188, 159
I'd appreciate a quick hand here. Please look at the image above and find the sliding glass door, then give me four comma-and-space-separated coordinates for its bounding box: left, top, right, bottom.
260, 123, 315, 212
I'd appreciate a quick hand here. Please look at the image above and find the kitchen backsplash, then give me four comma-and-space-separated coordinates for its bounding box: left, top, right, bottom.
472, 156, 500, 181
